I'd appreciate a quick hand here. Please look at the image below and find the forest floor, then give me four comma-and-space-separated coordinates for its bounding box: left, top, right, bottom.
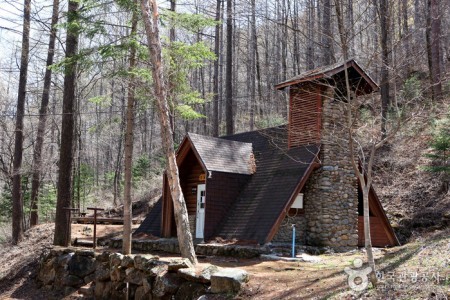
0, 223, 448, 299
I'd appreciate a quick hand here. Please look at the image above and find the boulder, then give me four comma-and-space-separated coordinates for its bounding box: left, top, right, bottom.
121, 255, 135, 268
210, 268, 249, 294
125, 267, 147, 285
134, 254, 160, 271
164, 258, 193, 272
78, 282, 94, 298
94, 281, 112, 299
95, 251, 111, 263
110, 266, 126, 282
68, 255, 96, 278
178, 264, 221, 283
95, 262, 110, 281
152, 273, 184, 298
135, 285, 152, 300
38, 258, 56, 285
110, 253, 124, 267
149, 264, 168, 277
62, 274, 84, 287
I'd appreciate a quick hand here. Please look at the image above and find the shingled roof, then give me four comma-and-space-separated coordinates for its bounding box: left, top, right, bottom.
213, 126, 320, 244
275, 59, 379, 95
185, 133, 254, 175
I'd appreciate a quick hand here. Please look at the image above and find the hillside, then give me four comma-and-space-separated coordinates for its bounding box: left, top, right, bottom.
373, 102, 450, 244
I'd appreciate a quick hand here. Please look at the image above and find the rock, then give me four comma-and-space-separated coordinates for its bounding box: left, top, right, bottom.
210, 268, 249, 294
149, 264, 168, 277
62, 274, 84, 287
64, 286, 77, 296
94, 281, 112, 299
95, 251, 111, 263
175, 281, 207, 300
75, 249, 95, 257
110, 266, 126, 282
78, 283, 94, 297
178, 264, 221, 283
38, 258, 56, 285
56, 253, 73, 268
125, 267, 147, 285
135, 285, 152, 300
95, 262, 110, 281
68, 255, 96, 278
142, 277, 152, 294
153, 273, 184, 298
121, 255, 135, 268
110, 253, 124, 267
297, 253, 321, 263
84, 272, 96, 284
164, 258, 193, 272
134, 254, 160, 271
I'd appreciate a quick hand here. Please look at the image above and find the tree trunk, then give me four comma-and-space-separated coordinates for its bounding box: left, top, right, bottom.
140, 0, 197, 265
212, 0, 221, 137
53, 0, 79, 247
225, 0, 233, 135
322, 0, 333, 65
123, 3, 138, 255
306, 0, 315, 70
427, 0, 442, 101
12, 0, 31, 244
379, 0, 390, 138
30, 0, 59, 227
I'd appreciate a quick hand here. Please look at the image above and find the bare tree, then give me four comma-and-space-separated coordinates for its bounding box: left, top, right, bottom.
29, 0, 60, 227
212, 0, 221, 137
11, 0, 31, 244
54, 0, 80, 246
123, 1, 138, 255
426, 0, 443, 101
225, 0, 233, 135
140, 0, 197, 265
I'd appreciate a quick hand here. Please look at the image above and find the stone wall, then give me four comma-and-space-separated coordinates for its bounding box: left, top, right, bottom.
272, 214, 306, 244
303, 87, 359, 249
37, 247, 249, 299
110, 237, 269, 258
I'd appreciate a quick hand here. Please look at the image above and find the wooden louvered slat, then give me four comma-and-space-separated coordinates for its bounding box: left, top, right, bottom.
288, 83, 322, 148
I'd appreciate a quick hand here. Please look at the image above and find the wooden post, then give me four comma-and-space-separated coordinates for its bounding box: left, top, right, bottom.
87, 207, 104, 249
63, 207, 79, 246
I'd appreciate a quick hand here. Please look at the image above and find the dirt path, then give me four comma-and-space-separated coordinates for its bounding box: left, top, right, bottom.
1, 224, 448, 299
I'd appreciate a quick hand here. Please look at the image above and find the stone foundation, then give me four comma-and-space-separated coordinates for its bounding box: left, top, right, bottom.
110, 237, 269, 258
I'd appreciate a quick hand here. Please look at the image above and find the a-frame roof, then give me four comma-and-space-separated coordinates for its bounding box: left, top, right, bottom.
275, 59, 379, 95
213, 126, 320, 243
177, 132, 254, 175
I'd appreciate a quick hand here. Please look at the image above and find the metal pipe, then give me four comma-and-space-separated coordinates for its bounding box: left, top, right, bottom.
292, 224, 296, 258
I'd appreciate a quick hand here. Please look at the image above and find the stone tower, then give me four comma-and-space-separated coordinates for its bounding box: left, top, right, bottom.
274, 60, 379, 250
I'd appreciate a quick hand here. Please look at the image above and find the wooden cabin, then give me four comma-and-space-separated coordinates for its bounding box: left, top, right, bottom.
135, 59, 399, 249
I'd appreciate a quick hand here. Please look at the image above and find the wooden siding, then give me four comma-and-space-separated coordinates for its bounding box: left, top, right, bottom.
289, 83, 322, 148
179, 150, 206, 215
204, 171, 250, 241
358, 216, 392, 247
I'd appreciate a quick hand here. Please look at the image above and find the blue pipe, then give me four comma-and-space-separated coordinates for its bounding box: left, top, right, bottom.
292, 224, 296, 258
